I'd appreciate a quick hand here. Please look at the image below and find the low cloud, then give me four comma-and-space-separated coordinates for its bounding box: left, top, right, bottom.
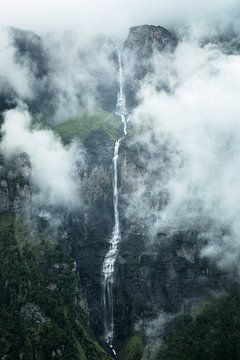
43, 32, 117, 123
0, 0, 239, 37
0, 107, 83, 208
0, 27, 117, 124
0, 29, 34, 99
126, 38, 240, 273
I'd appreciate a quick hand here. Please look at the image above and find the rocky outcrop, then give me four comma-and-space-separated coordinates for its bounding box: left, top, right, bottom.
124, 25, 177, 56
20, 302, 50, 325
10, 27, 49, 78
0, 154, 31, 213
123, 25, 177, 108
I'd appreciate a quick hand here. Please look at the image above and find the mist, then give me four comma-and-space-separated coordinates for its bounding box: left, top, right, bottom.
126, 35, 240, 273
0, 0, 240, 36
0, 107, 83, 208
0, 29, 34, 99
0, 26, 117, 124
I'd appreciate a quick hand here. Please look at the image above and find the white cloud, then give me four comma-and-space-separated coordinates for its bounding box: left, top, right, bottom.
0, 108, 83, 208
0, 27, 117, 123
0, 0, 239, 36
0, 29, 34, 99
126, 39, 240, 272
43, 32, 117, 123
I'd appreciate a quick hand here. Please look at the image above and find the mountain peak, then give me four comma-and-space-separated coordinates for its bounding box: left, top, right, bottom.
124, 24, 177, 54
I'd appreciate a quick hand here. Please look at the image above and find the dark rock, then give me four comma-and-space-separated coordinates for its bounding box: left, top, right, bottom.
124, 25, 177, 55
10, 27, 49, 78
20, 303, 50, 325
123, 25, 177, 109
0, 83, 17, 113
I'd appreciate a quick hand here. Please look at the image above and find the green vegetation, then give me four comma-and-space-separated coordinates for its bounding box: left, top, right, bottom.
54, 111, 120, 142
156, 290, 240, 360
118, 335, 144, 360
0, 212, 110, 360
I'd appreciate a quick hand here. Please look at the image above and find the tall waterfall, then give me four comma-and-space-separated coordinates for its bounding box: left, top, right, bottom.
102, 49, 128, 354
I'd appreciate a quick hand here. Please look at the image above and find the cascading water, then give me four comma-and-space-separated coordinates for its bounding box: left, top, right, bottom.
102, 49, 128, 355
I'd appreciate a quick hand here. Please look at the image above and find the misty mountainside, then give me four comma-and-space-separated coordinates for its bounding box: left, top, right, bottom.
1, 21, 240, 360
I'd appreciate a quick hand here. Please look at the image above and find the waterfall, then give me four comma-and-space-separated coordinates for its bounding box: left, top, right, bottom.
102, 49, 128, 354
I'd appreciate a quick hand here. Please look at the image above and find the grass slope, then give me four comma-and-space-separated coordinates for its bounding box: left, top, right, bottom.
54, 110, 120, 142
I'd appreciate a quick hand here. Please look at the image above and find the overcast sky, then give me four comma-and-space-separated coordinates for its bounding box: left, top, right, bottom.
0, 0, 239, 35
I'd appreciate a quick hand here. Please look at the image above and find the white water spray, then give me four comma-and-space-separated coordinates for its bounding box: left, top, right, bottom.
102, 49, 128, 354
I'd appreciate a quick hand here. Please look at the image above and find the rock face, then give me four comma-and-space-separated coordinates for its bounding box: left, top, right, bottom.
123, 25, 177, 108
63, 130, 230, 352
0, 28, 119, 122
0, 27, 53, 117
124, 25, 177, 55
10, 27, 49, 78
103, 139, 229, 349
66, 129, 115, 337
0, 154, 31, 213
20, 302, 50, 325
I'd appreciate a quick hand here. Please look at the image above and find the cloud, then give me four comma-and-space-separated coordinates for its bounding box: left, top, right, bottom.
0, 27, 117, 123
0, 29, 34, 99
0, 0, 239, 36
0, 1, 239, 125
126, 38, 240, 273
0, 107, 83, 208
42, 32, 117, 123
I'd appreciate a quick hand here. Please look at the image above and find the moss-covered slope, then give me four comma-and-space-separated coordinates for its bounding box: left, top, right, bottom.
54, 111, 120, 142
0, 212, 111, 360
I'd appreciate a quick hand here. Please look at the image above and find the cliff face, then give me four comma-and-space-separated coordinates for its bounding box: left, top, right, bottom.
0, 28, 119, 121
0, 129, 115, 358
61, 125, 229, 352
64, 25, 230, 350
0, 24, 236, 359
10, 27, 49, 78
124, 25, 177, 55
123, 25, 177, 108
0, 210, 111, 360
